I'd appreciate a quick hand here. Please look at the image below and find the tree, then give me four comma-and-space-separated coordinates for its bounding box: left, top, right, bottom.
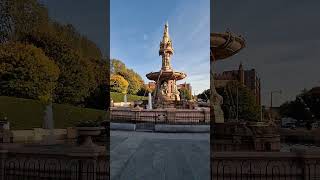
123, 69, 144, 94
20, 30, 96, 105
52, 22, 102, 59
280, 89, 319, 121
110, 59, 126, 75
197, 89, 210, 101
85, 58, 109, 110
110, 74, 128, 94
2, 0, 49, 41
179, 87, 192, 100
1, 0, 108, 108
0, 42, 59, 101
217, 81, 260, 121
0, 0, 13, 43
110, 59, 144, 95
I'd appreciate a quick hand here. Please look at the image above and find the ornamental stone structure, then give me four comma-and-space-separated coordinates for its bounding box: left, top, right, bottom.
146, 22, 187, 108
210, 31, 246, 123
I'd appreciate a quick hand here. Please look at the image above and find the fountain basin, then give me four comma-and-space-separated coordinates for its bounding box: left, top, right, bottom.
146, 70, 186, 81
210, 32, 245, 60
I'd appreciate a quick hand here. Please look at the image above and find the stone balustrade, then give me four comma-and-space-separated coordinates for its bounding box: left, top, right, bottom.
110, 107, 210, 124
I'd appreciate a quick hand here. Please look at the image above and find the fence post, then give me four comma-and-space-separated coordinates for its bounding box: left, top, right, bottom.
0, 150, 8, 180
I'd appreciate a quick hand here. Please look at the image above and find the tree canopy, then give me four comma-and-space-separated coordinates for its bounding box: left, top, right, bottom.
110, 59, 144, 95
0, 0, 108, 109
280, 89, 319, 120
0, 42, 59, 101
110, 74, 128, 94
217, 81, 260, 121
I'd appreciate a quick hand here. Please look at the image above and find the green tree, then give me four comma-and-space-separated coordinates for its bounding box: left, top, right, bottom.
52, 23, 102, 59
197, 89, 210, 101
179, 87, 192, 100
3, 0, 49, 41
0, 42, 59, 101
1, 0, 107, 108
123, 69, 144, 94
217, 81, 260, 121
110, 59, 126, 75
85, 58, 109, 110
20, 30, 96, 105
110, 74, 128, 94
0, 0, 13, 43
280, 89, 319, 120
110, 59, 144, 95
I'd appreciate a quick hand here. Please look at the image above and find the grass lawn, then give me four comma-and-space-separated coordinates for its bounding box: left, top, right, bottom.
110, 92, 147, 102
0, 96, 106, 130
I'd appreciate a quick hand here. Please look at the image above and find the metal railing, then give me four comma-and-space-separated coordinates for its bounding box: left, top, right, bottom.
212, 152, 320, 180
1, 153, 109, 180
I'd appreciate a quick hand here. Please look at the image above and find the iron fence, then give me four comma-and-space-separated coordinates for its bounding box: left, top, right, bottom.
1, 155, 109, 180
212, 152, 320, 180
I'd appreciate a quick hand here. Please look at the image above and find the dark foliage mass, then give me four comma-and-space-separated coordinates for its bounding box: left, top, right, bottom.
280, 89, 320, 122
0, 0, 108, 109
216, 82, 260, 121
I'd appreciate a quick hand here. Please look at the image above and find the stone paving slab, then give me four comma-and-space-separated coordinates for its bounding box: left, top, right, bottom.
110, 130, 209, 180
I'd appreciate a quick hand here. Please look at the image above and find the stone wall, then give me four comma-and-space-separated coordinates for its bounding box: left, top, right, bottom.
11, 128, 76, 143
110, 107, 210, 124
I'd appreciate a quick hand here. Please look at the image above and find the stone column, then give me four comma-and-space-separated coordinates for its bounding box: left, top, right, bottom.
147, 92, 152, 110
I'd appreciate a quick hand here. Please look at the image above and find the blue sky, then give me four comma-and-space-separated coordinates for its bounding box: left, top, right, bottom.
111, 0, 210, 94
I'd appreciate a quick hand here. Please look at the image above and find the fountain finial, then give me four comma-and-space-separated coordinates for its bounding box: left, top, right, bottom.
163, 21, 170, 42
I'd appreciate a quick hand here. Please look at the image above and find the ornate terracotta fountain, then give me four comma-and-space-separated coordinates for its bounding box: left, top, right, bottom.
146, 22, 187, 108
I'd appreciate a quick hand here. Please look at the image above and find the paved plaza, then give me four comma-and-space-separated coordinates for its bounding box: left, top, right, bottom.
110, 130, 210, 180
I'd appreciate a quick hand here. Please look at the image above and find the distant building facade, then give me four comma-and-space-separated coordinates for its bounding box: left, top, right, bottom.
215, 63, 261, 105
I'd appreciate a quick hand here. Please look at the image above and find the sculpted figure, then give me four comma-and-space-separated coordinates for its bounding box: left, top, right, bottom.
161, 82, 168, 95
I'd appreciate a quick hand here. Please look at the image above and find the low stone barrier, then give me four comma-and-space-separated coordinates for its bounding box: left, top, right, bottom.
110, 122, 209, 133
110, 123, 136, 131
155, 124, 209, 133
110, 107, 210, 124
11, 128, 75, 143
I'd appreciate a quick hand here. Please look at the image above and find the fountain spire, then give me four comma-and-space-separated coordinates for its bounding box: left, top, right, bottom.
159, 22, 174, 71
